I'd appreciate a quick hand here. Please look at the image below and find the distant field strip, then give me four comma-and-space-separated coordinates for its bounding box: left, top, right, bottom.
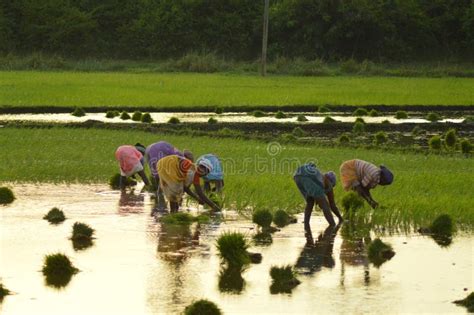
0, 71, 473, 107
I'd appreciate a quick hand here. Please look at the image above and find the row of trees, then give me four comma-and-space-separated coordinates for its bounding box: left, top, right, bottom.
1, 0, 473, 61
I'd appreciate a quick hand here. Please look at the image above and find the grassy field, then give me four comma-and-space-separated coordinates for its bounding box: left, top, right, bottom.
1, 126, 473, 229
0, 71, 473, 108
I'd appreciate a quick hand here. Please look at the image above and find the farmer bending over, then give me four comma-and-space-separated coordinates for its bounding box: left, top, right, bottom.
145, 141, 193, 209
294, 163, 343, 228
339, 159, 394, 209
156, 155, 221, 212
196, 154, 224, 192
115, 144, 150, 190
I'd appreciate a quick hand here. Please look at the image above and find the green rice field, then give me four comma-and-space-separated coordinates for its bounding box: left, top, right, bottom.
1, 126, 472, 229
1, 71, 473, 108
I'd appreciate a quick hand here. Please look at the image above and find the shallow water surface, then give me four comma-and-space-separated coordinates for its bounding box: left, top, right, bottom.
0, 112, 465, 124
0, 184, 472, 314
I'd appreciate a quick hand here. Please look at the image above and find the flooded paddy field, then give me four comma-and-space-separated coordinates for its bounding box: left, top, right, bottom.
1, 184, 472, 314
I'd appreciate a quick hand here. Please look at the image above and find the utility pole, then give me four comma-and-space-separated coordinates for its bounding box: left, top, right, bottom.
261, 0, 269, 76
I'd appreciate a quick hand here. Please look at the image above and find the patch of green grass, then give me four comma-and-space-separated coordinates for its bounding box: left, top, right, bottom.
352, 121, 365, 133
296, 114, 308, 122
429, 135, 442, 150
120, 111, 131, 120
426, 112, 442, 122
72, 222, 94, 241
141, 113, 153, 123
323, 116, 337, 123
395, 111, 408, 119
353, 108, 369, 116
0, 187, 15, 204
71, 107, 85, 117
461, 139, 472, 154
43, 207, 66, 224
1, 72, 473, 108
208, 117, 218, 124
269, 265, 301, 294
338, 134, 351, 144
216, 232, 250, 268
374, 131, 388, 145
275, 111, 287, 119
1, 127, 474, 228
168, 117, 181, 124
160, 212, 210, 225
252, 209, 273, 229
251, 110, 266, 117
453, 292, 474, 312
41, 253, 79, 288
367, 238, 395, 267
105, 110, 119, 118
184, 300, 222, 315
369, 109, 379, 117
131, 111, 143, 121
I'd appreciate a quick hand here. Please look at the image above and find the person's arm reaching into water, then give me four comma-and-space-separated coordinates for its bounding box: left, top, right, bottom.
315, 196, 336, 226
355, 185, 378, 209
326, 190, 343, 222
193, 183, 221, 211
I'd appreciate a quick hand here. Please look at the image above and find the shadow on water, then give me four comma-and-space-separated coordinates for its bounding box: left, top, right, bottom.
44, 272, 75, 289
72, 238, 94, 251
253, 232, 273, 246
295, 224, 340, 275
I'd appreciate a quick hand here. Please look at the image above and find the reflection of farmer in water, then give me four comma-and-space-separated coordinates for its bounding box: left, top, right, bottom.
295, 224, 341, 275
156, 155, 221, 212
340, 159, 393, 209
294, 163, 343, 228
115, 144, 150, 189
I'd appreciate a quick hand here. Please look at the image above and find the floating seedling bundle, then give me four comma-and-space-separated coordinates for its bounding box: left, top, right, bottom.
41, 253, 79, 288
269, 265, 301, 294
367, 238, 395, 267
0, 187, 15, 205
184, 299, 222, 315
43, 207, 66, 224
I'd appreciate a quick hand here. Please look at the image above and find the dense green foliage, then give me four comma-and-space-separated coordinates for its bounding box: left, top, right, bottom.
72, 222, 94, 240
1, 127, 474, 228
41, 253, 79, 288
0, 187, 15, 204
216, 232, 250, 268
252, 209, 273, 229
1, 1, 472, 61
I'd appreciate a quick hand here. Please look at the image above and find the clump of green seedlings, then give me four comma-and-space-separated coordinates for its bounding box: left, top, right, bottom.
412, 126, 423, 136
109, 173, 137, 190
323, 116, 336, 123
216, 232, 250, 268
218, 264, 245, 293
0, 283, 11, 301
296, 114, 308, 122
71, 222, 95, 242
453, 292, 474, 312
105, 110, 120, 118
120, 111, 131, 120
184, 299, 222, 315
292, 127, 306, 137
352, 121, 365, 133
0, 187, 15, 205
273, 209, 296, 228
279, 133, 297, 143
463, 115, 474, 124
160, 212, 210, 225
168, 117, 181, 124
252, 208, 274, 231
369, 109, 379, 117
275, 111, 287, 119
208, 117, 218, 124
374, 131, 388, 145
395, 110, 408, 119
342, 191, 364, 212
381, 119, 390, 124
367, 238, 395, 267
41, 253, 79, 288
426, 112, 441, 122
353, 107, 368, 116
269, 265, 301, 294
355, 117, 365, 124
141, 112, 153, 123
43, 207, 66, 224
215, 107, 224, 114
429, 135, 442, 151
444, 129, 457, 150
251, 110, 266, 117
131, 111, 143, 121
208, 193, 223, 208
338, 134, 351, 144
461, 139, 472, 154
71, 107, 86, 117
318, 105, 330, 113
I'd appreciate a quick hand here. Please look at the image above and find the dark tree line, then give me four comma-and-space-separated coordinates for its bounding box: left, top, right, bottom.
0, 0, 473, 61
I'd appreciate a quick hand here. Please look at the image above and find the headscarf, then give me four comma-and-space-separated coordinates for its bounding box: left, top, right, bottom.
134, 143, 146, 156
379, 165, 394, 185
197, 158, 213, 173
325, 171, 337, 188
